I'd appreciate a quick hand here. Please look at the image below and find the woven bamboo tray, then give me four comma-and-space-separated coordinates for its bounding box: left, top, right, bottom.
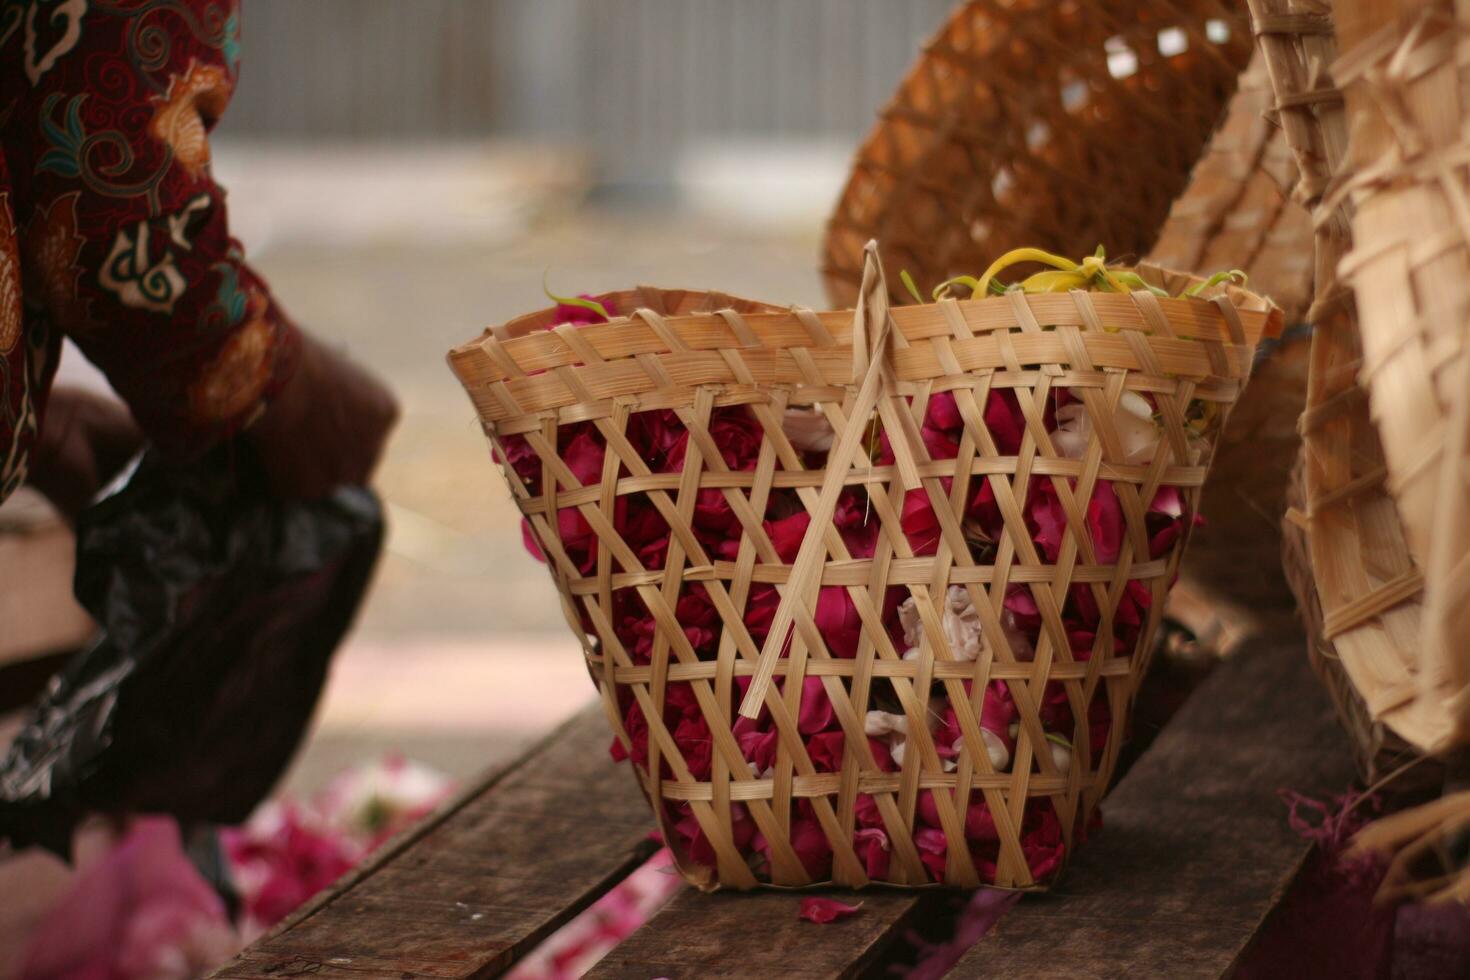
821, 0, 1254, 309
449, 247, 1280, 892
1248, 0, 1451, 756
1327, 0, 1470, 748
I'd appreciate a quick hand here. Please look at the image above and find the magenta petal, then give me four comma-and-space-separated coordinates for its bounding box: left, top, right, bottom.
798, 897, 863, 924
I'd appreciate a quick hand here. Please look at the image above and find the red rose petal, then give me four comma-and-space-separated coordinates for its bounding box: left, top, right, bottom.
798, 897, 863, 924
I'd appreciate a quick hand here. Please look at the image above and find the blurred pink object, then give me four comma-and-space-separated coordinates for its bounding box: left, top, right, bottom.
222, 755, 454, 939
506, 848, 683, 980
20, 817, 239, 980
221, 802, 361, 940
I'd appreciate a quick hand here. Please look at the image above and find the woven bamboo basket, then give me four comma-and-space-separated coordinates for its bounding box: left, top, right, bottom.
823, 5, 1312, 649
449, 246, 1280, 891
1147, 51, 1316, 647
1282, 450, 1443, 796
1327, 0, 1470, 748
1248, 0, 1450, 757
821, 0, 1254, 310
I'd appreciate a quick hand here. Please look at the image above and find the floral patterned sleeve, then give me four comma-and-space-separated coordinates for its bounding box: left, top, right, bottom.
0, 0, 297, 455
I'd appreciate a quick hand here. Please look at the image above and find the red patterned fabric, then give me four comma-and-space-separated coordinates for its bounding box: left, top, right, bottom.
0, 0, 298, 504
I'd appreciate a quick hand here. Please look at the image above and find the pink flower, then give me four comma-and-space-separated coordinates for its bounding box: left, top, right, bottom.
629, 409, 686, 472
1026, 479, 1067, 561
814, 587, 863, 658
617, 497, 672, 569
833, 490, 880, 558
672, 802, 754, 869
798, 677, 836, 734
855, 793, 885, 828
223, 804, 360, 930
798, 897, 863, 924
561, 427, 606, 486
806, 731, 845, 772
735, 716, 779, 776
674, 714, 713, 779
914, 826, 949, 881
901, 486, 944, 556
756, 816, 833, 880
496, 434, 541, 492
551, 294, 615, 326
986, 389, 1027, 454
1021, 807, 1066, 881
765, 511, 811, 563
1146, 485, 1204, 559
744, 584, 781, 645
853, 827, 892, 880
1086, 480, 1124, 564
674, 584, 721, 658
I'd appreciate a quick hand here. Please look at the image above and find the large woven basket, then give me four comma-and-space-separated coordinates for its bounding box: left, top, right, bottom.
1327, 0, 1470, 747
1248, 0, 1450, 756
449, 246, 1280, 891
823, 3, 1313, 652
822, 0, 1254, 310
1282, 451, 1443, 797
1147, 51, 1315, 646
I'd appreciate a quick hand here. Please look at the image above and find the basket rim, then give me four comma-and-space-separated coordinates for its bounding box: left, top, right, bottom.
448, 263, 1283, 420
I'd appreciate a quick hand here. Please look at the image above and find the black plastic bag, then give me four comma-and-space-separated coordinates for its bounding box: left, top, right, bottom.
0, 443, 383, 857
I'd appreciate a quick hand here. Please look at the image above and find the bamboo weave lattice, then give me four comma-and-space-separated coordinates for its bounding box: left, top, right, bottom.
1248, 0, 1448, 753
449, 247, 1279, 891
822, 0, 1253, 309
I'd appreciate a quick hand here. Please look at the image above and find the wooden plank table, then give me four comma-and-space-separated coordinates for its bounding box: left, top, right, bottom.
210, 632, 1355, 979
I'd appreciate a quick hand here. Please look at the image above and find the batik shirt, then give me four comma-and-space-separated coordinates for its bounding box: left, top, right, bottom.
0, 0, 297, 504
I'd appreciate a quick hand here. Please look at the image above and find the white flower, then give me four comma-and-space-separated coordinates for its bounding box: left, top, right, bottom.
982, 729, 1011, 772
782, 406, 835, 453
1053, 390, 1161, 465
865, 710, 908, 738
897, 587, 986, 662
1048, 738, 1073, 775
317, 756, 454, 841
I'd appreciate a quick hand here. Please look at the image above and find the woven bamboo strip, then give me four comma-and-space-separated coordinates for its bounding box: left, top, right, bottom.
450, 250, 1279, 891
821, 0, 1253, 309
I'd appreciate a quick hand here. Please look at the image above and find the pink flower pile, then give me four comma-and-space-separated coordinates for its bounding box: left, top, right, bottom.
504, 295, 1203, 887
223, 755, 454, 939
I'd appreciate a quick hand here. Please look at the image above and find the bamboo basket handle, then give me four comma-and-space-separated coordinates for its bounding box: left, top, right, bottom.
739, 241, 921, 718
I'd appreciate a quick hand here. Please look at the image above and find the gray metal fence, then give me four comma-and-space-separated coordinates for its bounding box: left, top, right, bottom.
224, 0, 957, 184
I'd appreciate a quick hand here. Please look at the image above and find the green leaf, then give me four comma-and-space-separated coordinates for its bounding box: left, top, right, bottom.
1183, 269, 1247, 297
543, 272, 610, 319
900, 269, 924, 305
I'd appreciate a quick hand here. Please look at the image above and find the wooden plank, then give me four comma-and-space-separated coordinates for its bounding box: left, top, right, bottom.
209, 705, 659, 979
586, 887, 925, 980
951, 635, 1357, 978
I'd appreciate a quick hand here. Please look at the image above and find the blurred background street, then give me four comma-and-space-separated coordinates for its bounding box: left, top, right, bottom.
194, 0, 960, 792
